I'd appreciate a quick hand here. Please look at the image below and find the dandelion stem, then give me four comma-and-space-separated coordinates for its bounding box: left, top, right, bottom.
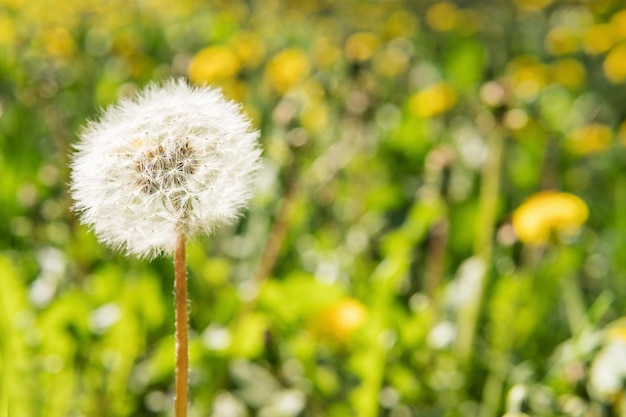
457, 129, 503, 367
174, 233, 188, 417
254, 161, 299, 284
0, 280, 8, 417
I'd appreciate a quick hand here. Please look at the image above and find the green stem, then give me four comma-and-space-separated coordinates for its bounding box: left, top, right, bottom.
558, 257, 588, 335
0, 268, 9, 417
479, 352, 508, 417
456, 129, 503, 366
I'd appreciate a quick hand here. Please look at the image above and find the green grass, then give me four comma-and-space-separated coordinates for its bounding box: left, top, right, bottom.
2, 0, 626, 416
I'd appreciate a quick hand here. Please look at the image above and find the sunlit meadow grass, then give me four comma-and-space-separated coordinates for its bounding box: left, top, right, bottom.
3, 1, 626, 417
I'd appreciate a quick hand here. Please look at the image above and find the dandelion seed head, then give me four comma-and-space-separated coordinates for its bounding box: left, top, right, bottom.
70, 78, 261, 259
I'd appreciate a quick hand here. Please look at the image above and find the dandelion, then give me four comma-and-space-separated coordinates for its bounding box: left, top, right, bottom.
266, 48, 310, 94
511, 191, 588, 245
71, 78, 260, 258
408, 83, 457, 118
566, 123, 613, 155
188, 46, 240, 85
315, 298, 368, 344
425, 2, 459, 32
603, 43, 626, 84
344, 32, 381, 62
551, 58, 585, 89
70, 78, 261, 417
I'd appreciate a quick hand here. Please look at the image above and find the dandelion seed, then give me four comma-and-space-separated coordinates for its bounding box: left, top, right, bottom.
70, 78, 261, 259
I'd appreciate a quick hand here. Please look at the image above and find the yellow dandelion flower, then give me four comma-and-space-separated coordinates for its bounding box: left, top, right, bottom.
385, 10, 419, 39
317, 299, 368, 344
41, 27, 76, 57
617, 120, 626, 145
231, 32, 265, 69
0, 0, 25, 7
218, 79, 247, 102
299, 78, 326, 102
582, 24, 616, 55
426, 2, 459, 32
408, 83, 457, 118
458, 9, 481, 36
551, 58, 586, 88
266, 48, 310, 94
545, 26, 579, 56
507, 57, 548, 99
372, 46, 409, 77
344, 32, 381, 63
512, 191, 589, 245
312, 37, 341, 69
515, 0, 552, 11
300, 103, 328, 134
603, 42, 626, 83
566, 123, 613, 155
0, 14, 15, 46
188, 46, 240, 85
611, 10, 626, 40
512, 66, 547, 98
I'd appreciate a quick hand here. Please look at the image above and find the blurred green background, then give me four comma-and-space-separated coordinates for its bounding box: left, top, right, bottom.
3, 0, 626, 416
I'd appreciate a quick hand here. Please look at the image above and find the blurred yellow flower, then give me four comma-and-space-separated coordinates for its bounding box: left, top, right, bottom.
41, 27, 76, 57
515, 0, 552, 11
373, 46, 409, 77
512, 191, 589, 245
611, 10, 626, 40
566, 123, 613, 155
603, 42, 626, 83
545, 27, 578, 56
231, 32, 265, 69
617, 120, 626, 145
385, 10, 419, 39
299, 78, 326, 102
312, 37, 341, 69
266, 48, 310, 94
508, 57, 548, 99
408, 83, 457, 118
344, 32, 381, 63
317, 299, 368, 344
188, 46, 240, 85
112, 29, 142, 57
426, 2, 459, 32
551, 58, 586, 88
582, 24, 615, 55
300, 103, 329, 134
458, 9, 480, 36
511, 68, 543, 98
219, 79, 247, 102
0, 14, 15, 45
0, 0, 25, 7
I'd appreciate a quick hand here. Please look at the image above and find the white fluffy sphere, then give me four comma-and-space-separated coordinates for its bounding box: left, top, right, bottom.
70, 79, 261, 259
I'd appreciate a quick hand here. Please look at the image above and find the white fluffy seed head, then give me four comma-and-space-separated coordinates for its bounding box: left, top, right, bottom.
70, 78, 261, 259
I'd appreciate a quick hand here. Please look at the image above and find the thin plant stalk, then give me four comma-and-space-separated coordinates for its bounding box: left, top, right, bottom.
456, 128, 504, 366
254, 162, 299, 285
0, 283, 8, 417
561, 275, 589, 334
174, 234, 188, 417
468, 130, 504, 417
